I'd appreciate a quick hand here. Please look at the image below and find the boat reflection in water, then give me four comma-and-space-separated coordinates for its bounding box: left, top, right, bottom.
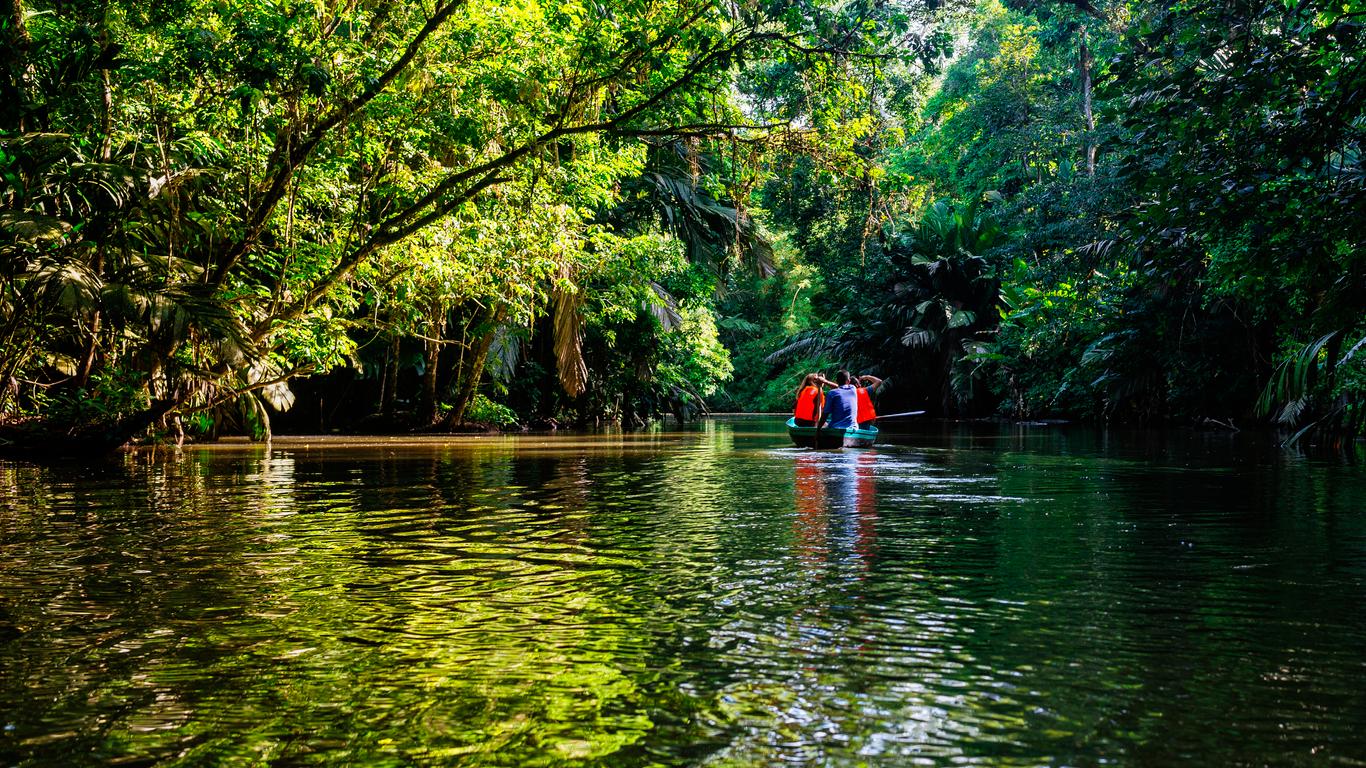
793, 450, 879, 575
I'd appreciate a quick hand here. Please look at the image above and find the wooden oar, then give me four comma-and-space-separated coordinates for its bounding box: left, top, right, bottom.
876, 410, 926, 420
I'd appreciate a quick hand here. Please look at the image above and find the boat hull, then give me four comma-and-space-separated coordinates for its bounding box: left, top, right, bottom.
786, 417, 878, 448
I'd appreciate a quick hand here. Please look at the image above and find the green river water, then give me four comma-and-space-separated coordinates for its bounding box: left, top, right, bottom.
2, 418, 1365, 766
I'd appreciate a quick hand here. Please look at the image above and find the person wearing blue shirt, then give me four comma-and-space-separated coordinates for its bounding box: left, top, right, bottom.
820, 370, 860, 429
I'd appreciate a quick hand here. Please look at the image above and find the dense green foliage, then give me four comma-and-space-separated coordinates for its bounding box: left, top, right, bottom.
3, 0, 1363, 446
724, 0, 1366, 444
0, 0, 950, 444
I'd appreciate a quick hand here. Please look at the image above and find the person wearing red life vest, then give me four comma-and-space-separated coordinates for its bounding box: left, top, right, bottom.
793, 373, 832, 427
855, 374, 882, 429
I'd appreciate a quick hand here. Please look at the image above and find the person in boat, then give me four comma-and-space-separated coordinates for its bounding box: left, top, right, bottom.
819, 370, 861, 429
855, 374, 883, 429
793, 373, 833, 427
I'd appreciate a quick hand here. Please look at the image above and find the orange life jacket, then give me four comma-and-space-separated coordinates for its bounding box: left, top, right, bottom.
856, 386, 877, 423
794, 386, 824, 420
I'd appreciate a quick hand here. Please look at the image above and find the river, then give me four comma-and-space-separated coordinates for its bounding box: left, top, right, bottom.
2, 419, 1364, 765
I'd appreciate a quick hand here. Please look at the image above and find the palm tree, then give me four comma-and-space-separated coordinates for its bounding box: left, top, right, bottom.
765, 196, 1004, 415
1, 131, 260, 451
1256, 328, 1366, 445
888, 198, 1004, 413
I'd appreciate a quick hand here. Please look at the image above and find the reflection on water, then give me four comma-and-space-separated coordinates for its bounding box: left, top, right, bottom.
2, 420, 1366, 766
793, 451, 878, 576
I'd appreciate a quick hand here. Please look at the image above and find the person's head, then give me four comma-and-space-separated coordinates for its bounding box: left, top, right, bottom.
835, 370, 852, 386
800, 373, 819, 389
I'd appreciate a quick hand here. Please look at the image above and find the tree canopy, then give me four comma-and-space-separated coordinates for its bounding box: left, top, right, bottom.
3, 0, 1364, 448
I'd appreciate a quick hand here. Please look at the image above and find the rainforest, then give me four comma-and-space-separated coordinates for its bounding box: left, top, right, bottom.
2, 0, 1364, 449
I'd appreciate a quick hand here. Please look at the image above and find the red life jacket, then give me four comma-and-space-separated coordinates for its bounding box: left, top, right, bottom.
794, 386, 824, 420
856, 386, 877, 423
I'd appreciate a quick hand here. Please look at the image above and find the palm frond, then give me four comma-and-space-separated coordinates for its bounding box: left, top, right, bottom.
947, 309, 977, 330
30, 255, 103, 311
1337, 334, 1366, 367
60, 162, 146, 212
1255, 331, 1338, 420
643, 282, 683, 330
1275, 396, 1309, 426
259, 381, 296, 412
1080, 335, 1118, 366
1076, 239, 1119, 261
902, 328, 938, 348
156, 284, 254, 351
718, 316, 762, 335
765, 325, 847, 366
553, 285, 588, 398
636, 145, 773, 278
487, 325, 522, 385
7, 133, 75, 167
0, 212, 73, 244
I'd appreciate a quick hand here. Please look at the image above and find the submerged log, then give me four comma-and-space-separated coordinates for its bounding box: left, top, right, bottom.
0, 399, 178, 459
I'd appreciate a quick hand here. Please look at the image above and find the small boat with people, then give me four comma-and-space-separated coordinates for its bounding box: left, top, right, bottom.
786, 368, 923, 449
786, 417, 879, 448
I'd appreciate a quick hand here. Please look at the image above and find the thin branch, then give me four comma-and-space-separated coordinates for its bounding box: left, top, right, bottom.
208, 0, 466, 288
242, 17, 871, 351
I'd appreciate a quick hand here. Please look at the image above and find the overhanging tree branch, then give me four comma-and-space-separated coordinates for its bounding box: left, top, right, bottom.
208, 0, 467, 288
255, 22, 868, 338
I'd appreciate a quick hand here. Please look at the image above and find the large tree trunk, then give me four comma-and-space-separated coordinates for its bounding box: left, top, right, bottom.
444, 307, 503, 426
534, 313, 556, 420
1080, 26, 1096, 177
0, 0, 29, 131
415, 303, 448, 425
446, 330, 496, 426
415, 302, 453, 426
416, 338, 443, 426
74, 246, 105, 388
74, 311, 101, 389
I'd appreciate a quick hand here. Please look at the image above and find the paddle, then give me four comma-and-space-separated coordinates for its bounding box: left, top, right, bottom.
814, 393, 824, 449
876, 410, 926, 420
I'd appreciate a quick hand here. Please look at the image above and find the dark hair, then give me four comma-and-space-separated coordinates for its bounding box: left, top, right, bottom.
836, 369, 851, 386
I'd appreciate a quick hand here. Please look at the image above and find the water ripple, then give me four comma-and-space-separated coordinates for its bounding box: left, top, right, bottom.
1, 424, 1365, 766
